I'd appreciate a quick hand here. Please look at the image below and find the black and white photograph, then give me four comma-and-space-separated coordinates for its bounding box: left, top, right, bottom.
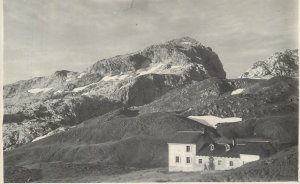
2, 0, 299, 182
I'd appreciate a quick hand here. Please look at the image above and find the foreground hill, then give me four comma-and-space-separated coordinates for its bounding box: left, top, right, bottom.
4, 112, 217, 166
73, 146, 298, 182
4, 112, 217, 182
3, 37, 226, 150
241, 49, 298, 79
5, 142, 297, 182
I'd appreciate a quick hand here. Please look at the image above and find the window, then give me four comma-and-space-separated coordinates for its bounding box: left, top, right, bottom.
199, 159, 202, 164
209, 144, 214, 151
186, 146, 191, 152
186, 157, 191, 164
218, 160, 221, 165
229, 161, 233, 166
175, 156, 180, 163
225, 144, 230, 151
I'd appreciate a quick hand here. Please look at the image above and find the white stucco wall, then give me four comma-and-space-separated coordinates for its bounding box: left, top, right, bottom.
240, 154, 260, 164
168, 143, 197, 172
194, 156, 245, 170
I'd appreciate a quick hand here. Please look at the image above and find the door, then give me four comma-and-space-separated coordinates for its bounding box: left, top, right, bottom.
208, 156, 215, 170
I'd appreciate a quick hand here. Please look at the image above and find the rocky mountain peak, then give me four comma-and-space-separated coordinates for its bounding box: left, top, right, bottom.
240, 49, 298, 79
87, 37, 225, 79
3, 36, 227, 151
53, 70, 73, 77
165, 36, 200, 46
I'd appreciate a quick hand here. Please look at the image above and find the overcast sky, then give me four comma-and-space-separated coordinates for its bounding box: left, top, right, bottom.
4, 0, 298, 84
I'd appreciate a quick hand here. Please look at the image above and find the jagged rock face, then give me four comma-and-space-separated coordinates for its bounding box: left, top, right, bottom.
3, 37, 226, 151
241, 49, 298, 79
3, 96, 123, 151
88, 37, 226, 79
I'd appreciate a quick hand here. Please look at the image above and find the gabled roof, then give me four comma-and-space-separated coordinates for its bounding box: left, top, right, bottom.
212, 137, 233, 145
197, 143, 240, 158
168, 131, 204, 144
168, 131, 276, 158
197, 141, 276, 158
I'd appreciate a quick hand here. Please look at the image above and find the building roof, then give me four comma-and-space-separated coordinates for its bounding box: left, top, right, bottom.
212, 137, 233, 145
197, 142, 276, 158
197, 143, 240, 158
168, 131, 204, 144
168, 131, 276, 158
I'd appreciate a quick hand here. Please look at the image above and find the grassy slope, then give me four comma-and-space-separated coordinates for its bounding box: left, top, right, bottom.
31, 146, 297, 182
138, 77, 298, 143
4, 112, 215, 170
216, 114, 298, 143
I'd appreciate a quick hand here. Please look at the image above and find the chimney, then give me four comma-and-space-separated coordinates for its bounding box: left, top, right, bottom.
232, 138, 236, 146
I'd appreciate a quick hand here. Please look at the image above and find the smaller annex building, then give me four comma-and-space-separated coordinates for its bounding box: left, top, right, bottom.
168, 131, 275, 172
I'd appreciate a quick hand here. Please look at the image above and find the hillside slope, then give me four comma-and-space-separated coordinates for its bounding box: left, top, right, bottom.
137, 76, 298, 144
4, 112, 216, 167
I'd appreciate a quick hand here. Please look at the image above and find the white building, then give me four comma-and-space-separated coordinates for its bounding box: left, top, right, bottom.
168, 131, 275, 172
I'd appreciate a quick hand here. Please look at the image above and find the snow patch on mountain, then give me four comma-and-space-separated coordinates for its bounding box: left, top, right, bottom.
231, 88, 244, 95
32, 127, 69, 142
181, 41, 193, 45
82, 92, 91, 96
72, 86, 89, 92
170, 65, 182, 69
72, 82, 99, 92
119, 74, 129, 80
102, 74, 129, 81
102, 75, 119, 81
138, 63, 165, 76
54, 90, 63, 95
28, 88, 52, 94
77, 72, 86, 79
187, 115, 242, 128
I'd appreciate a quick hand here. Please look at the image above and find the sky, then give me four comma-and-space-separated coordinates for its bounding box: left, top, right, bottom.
3, 0, 298, 84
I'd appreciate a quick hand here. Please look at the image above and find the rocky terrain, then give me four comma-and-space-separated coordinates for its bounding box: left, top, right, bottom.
3, 37, 226, 151
241, 49, 298, 79
3, 37, 299, 182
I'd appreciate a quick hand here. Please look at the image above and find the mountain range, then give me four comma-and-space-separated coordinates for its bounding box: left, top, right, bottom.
3, 37, 299, 182
241, 49, 298, 79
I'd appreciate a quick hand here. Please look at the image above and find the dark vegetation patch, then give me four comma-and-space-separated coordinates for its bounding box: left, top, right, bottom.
4, 166, 42, 183
216, 114, 298, 144
3, 113, 27, 124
